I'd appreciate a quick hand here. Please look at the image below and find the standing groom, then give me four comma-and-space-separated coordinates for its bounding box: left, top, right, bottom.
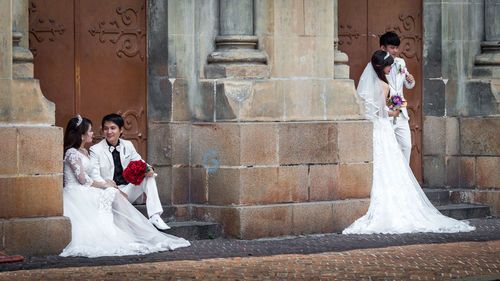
380, 31, 415, 163
90, 113, 170, 230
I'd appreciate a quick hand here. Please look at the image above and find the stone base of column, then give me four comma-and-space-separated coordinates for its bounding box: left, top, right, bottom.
191, 200, 369, 239
0, 216, 71, 256
205, 63, 270, 79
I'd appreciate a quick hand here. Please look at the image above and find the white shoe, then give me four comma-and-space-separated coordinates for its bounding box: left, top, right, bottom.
149, 216, 170, 230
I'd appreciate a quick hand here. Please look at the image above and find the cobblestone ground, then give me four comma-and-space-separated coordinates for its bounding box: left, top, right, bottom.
1, 241, 499, 280
0, 218, 499, 280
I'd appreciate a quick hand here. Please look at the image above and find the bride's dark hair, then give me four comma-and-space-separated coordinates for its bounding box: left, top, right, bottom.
371, 50, 394, 84
64, 116, 92, 154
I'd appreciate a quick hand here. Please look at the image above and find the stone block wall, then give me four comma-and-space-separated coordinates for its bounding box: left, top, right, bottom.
422, 0, 500, 216
146, 0, 373, 238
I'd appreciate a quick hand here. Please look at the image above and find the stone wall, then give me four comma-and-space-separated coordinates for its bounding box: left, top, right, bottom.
422, 0, 499, 215
147, 0, 372, 238
0, 0, 70, 256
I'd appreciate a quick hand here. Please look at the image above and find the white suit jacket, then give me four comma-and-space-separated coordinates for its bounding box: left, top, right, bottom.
386, 57, 415, 119
89, 138, 143, 183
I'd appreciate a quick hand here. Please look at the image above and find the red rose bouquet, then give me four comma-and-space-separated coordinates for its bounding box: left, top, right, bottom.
123, 160, 150, 185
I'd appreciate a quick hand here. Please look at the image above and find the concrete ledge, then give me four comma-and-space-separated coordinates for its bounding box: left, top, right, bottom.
0, 216, 71, 256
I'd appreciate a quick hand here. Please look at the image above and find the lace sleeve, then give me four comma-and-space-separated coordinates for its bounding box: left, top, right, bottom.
64, 148, 93, 186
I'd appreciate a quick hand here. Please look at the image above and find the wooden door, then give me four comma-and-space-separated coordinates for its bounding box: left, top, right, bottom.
338, 0, 423, 183
29, 0, 147, 157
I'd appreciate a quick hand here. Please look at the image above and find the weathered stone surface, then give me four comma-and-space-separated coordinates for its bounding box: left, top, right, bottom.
240, 205, 292, 239
0, 80, 55, 124
207, 168, 241, 205
446, 156, 460, 187
324, 80, 365, 120
215, 80, 251, 121
337, 121, 373, 163
423, 156, 446, 187
281, 165, 309, 202
304, 0, 334, 36
461, 118, 500, 155
190, 168, 207, 204
154, 166, 172, 205
18, 126, 62, 174
423, 117, 445, 155
279, 122, 338, 164
191, 123, 240, 166
332, 199, 370, 233
337, 163, 372, 199
170, 123, 191, 165
240, 166, 308, 205
273, 36, 333, 78
0, 0, 12, 80
1, 216, 71, 256
0, 175, 63, 219
205, 64, 270, 79
191, 206, 241, 237
147, 123, 172, 166
459, 157, 476, 188
310, 164, 338, 201
172, 168, 190, 204
240, 123, 278, 166
446, 117, 460, 155
239, 80, 284, 121
284, 79, 324, 120
477, 157, 500, 188
292, 202, 334, 235
0, 127, 17, 174
450, 190, 500, 216
171, 79, 191, 121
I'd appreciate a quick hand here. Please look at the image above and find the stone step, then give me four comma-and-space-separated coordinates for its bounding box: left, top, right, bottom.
436, 204, 491, 220
161, 221, 224, 241
134, 204, 223, 240
423, 188, 451, 205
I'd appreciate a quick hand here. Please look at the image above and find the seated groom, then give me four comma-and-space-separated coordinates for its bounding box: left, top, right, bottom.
89, 113, 170, 230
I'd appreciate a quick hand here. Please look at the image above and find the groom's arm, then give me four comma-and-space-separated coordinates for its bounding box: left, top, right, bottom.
89, 146, 106, 183
401, 60, 415, 90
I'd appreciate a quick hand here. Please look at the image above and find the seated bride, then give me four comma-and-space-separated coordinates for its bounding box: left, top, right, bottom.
60, 115, 190, 258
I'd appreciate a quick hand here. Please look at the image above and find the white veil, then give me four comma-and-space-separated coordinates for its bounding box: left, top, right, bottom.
357, 63, 388, 120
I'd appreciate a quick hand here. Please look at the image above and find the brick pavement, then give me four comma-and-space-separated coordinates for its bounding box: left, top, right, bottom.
0, 218, 499, 280
0, 241, 499, 280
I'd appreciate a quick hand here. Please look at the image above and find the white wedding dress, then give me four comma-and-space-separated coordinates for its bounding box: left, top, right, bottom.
61, 148, 190, 257
343, 63, 475, 234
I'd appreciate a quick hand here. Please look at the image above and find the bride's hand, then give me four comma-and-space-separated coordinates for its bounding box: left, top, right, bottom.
105, 178, 118, 188
388, 110, 400, 117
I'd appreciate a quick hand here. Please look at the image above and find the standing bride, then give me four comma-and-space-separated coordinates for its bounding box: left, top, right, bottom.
343, 51, 475, 234
61, 115, 190, 257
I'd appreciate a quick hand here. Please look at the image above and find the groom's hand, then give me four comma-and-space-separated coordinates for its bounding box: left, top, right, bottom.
406, 73, 414, 83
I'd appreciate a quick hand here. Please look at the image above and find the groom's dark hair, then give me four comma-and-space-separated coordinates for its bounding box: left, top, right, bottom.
102, 113, 124, 129
380, 31, 400, 47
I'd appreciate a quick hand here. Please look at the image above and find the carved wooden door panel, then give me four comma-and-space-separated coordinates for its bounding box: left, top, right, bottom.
29, 0, 147, 157
338, 0, 423, 183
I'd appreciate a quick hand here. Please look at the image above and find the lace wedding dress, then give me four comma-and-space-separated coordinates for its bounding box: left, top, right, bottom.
61, 148, 190, 257
343, 63, 475, 234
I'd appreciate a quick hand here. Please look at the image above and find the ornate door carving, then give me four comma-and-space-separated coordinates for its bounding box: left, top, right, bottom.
338, 0, 423, 183
29, 0, 147, 157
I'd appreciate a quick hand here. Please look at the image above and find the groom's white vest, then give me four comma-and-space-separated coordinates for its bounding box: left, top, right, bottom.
89, 138, 142, 182
387, 57, 415, 120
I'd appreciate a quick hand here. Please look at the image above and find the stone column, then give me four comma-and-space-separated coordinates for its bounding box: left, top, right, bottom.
205, 0, 269, 79
333, 0, 349, 79
0, 0, 71, 256
474, 0, 500, 67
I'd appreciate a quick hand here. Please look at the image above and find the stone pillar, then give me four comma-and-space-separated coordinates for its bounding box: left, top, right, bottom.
333, 0, 349, 79
474, 0, 500, 67
0, 0, 71, 256
205, 0, 269, 79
